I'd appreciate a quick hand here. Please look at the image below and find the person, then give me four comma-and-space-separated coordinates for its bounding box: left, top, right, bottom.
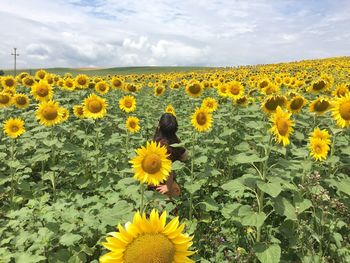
152, 113, 188, 197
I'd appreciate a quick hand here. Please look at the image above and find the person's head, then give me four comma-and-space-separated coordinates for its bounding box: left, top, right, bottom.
158, 113, 178, 136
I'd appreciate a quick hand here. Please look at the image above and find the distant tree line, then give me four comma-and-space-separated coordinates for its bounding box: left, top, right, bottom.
0, 70, 4, 76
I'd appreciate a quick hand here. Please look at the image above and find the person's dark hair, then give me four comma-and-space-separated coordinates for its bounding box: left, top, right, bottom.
154, 113, 180, 144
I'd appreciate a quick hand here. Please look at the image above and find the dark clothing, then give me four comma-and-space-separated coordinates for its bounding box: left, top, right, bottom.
156, 138, 186, 162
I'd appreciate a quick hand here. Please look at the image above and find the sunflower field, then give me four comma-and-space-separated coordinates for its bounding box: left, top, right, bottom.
1, 57, 350, 263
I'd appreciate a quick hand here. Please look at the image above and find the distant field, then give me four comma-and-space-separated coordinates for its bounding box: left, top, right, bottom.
4, 66, 212, 76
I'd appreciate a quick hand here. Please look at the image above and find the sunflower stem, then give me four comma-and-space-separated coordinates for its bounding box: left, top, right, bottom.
9, 139, 16, 206
189, 132, 196, 220
140, 183, 145, 214
50, 127, 57, 199
95, 121, 100, 184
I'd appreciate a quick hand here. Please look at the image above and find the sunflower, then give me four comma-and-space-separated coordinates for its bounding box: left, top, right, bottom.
83, 93, 107, 119
262, 83, 279, 95
310, 127, 331, 145
308, 77, 331, 93
63, 78, 75, 91
332, 83, 349, 98
126, 116, 140, 133
226, 81, 244, 100
73, 105, 85, 118
309, 138, 330, 161
75, 74, 89, 89
0, 92, 12, 108
1, 76, 16, 89
287, 95, 307, 114
111, 76, 124, 90
95, 81, 110, 95
2, 87, 16, 97
269, 106, 294, 146
129, 141, 172, 186
201, 97, 218, 112
100, 209, 194, 263
185, 80, 203, 98
59, 107, 70, 123
22, 76, 35, 87
125, 83, 139, 93
36, 100, 62, 127
331, 93, 350, 128
13, 93, 30, 109
217, 83, 228, 97
3, 118, 25, 138
154, 85, 166, 96
31, 80, 53, 102
262, 95, 287, 114
165, 105, 176, 116
191, 107, 213, 132
309, 97, 331, 115
119, 95, 136, 113
35, 69, 47, 80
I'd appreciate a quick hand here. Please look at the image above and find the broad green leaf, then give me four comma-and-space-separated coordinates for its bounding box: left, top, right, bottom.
257, 181, 282, 198
221, 180, 246, 198
241, 212, 266, 228
273, 196, 297, 220
59, 233, 82, 246
254, 243, 281, 263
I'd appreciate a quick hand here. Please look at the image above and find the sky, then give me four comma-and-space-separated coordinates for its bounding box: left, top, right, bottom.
0, 0, 349, 69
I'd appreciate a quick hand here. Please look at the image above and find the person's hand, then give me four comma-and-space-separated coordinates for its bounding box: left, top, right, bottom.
156, 184, 169, 194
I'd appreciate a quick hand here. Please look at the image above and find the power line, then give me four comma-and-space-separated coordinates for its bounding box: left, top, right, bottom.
11, 48, 19, 77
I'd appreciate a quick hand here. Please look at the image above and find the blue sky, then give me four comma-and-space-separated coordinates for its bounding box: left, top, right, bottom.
0, 0, 349, 69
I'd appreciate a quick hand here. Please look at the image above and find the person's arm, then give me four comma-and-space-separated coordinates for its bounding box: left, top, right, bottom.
156, 173, 174, 194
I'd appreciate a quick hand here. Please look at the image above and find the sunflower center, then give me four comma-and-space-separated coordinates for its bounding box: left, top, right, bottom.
128, 85, 137, 92
313, 80, 326, 91
290, 98, 304, 110
129, 121, 136, 129
189, 84, 201, 94
16, 96, 27, 105
5, 79, 15, 87
113, 79, 121, 87
124, 234, 175, 263
230, 85, 241, 95
206, 102, 213, 108
37, 86, 49, 97
260, 81, 269, 89
265, 98, 278, 111
196, 112, 207, 125
314, 144, 323, 154
125, 100, 132, 108
98, 84, 106, 91
66, 81, 73, 88
156, 87, 163, 94
0, 94, 10, 104
87, 100, 103, 113
77, 107, 84, 116
11, 125, 19, 132
276, 118, 289, 136
142, 153, 162, 174
78, 78, 87, 85
42, 106, 58, 120
339, 101, 350, 120
314, 100, 330, 112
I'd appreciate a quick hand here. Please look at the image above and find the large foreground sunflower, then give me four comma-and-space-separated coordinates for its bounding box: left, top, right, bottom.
126, 116, 140, 133
269, 106, 294, 146
191, 107, 213, 132
3, 118, 25, 138
31, 80, 53, 102
100, 209, 194, 263
83, 93, 107, 119
36, 100, 62, 127
119, 95, 136, 113
331, 93, 350, 128
130, 141, 172, 186
309, 138, 330, 161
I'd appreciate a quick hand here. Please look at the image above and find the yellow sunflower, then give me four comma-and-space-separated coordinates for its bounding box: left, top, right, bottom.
309, 138, 330, 161
201, 97, 218, 112
124, 83, 139, 93
100, 209, 194, 263
129, 141, 172, 186
269, 106, 294, 146
1, 76, 16, 89
262, 95, 287, 114
73, 105, 85, 118
83, 93, 107, 119
332, 83, 349, 98
22, 76, 35, 87
0, 92, 12, 108
287, 95, 307, 114
3, 118, 25, 138
226, 81, 244, 100
185, 80, 203, 98
35, 69, 47, 80
191, 107, 213, 132
126, 116, 140, 133
31, 80, 53, 102
119, 95, 136, 113
165, 105, 176, 116
63, 78, 75, 91
36, 100, 62, 127
111, 76, 124, 90
154, 85, 166, 96
217, 83, 228, 97
59, 107, 70, 123
13, 93, 30, 109
95, 81, 110, 95
75, 74, 89, 89
309, 97, 331, 115
331, 93, 350, 128
310, 127, 331, 144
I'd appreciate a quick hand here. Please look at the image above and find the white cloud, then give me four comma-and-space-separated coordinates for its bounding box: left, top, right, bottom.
0, 0, 349, 69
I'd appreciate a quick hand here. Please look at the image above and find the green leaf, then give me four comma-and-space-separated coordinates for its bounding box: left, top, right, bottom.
273, 196, 297, 220
257, 181, 282, 198
194, 155, 208, 165
172, 161, 185, 170
221, 180, 246, 198
59, 233, 82, 246
254, 243, 281, 263
241, 212, 266, 228
233, 153, 267, 164
184, 183, 201, 195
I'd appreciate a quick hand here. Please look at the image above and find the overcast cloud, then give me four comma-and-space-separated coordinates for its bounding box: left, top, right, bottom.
0, 0, 349, 69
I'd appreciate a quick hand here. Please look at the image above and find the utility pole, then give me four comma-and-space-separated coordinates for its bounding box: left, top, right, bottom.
11, 48, 19, 77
